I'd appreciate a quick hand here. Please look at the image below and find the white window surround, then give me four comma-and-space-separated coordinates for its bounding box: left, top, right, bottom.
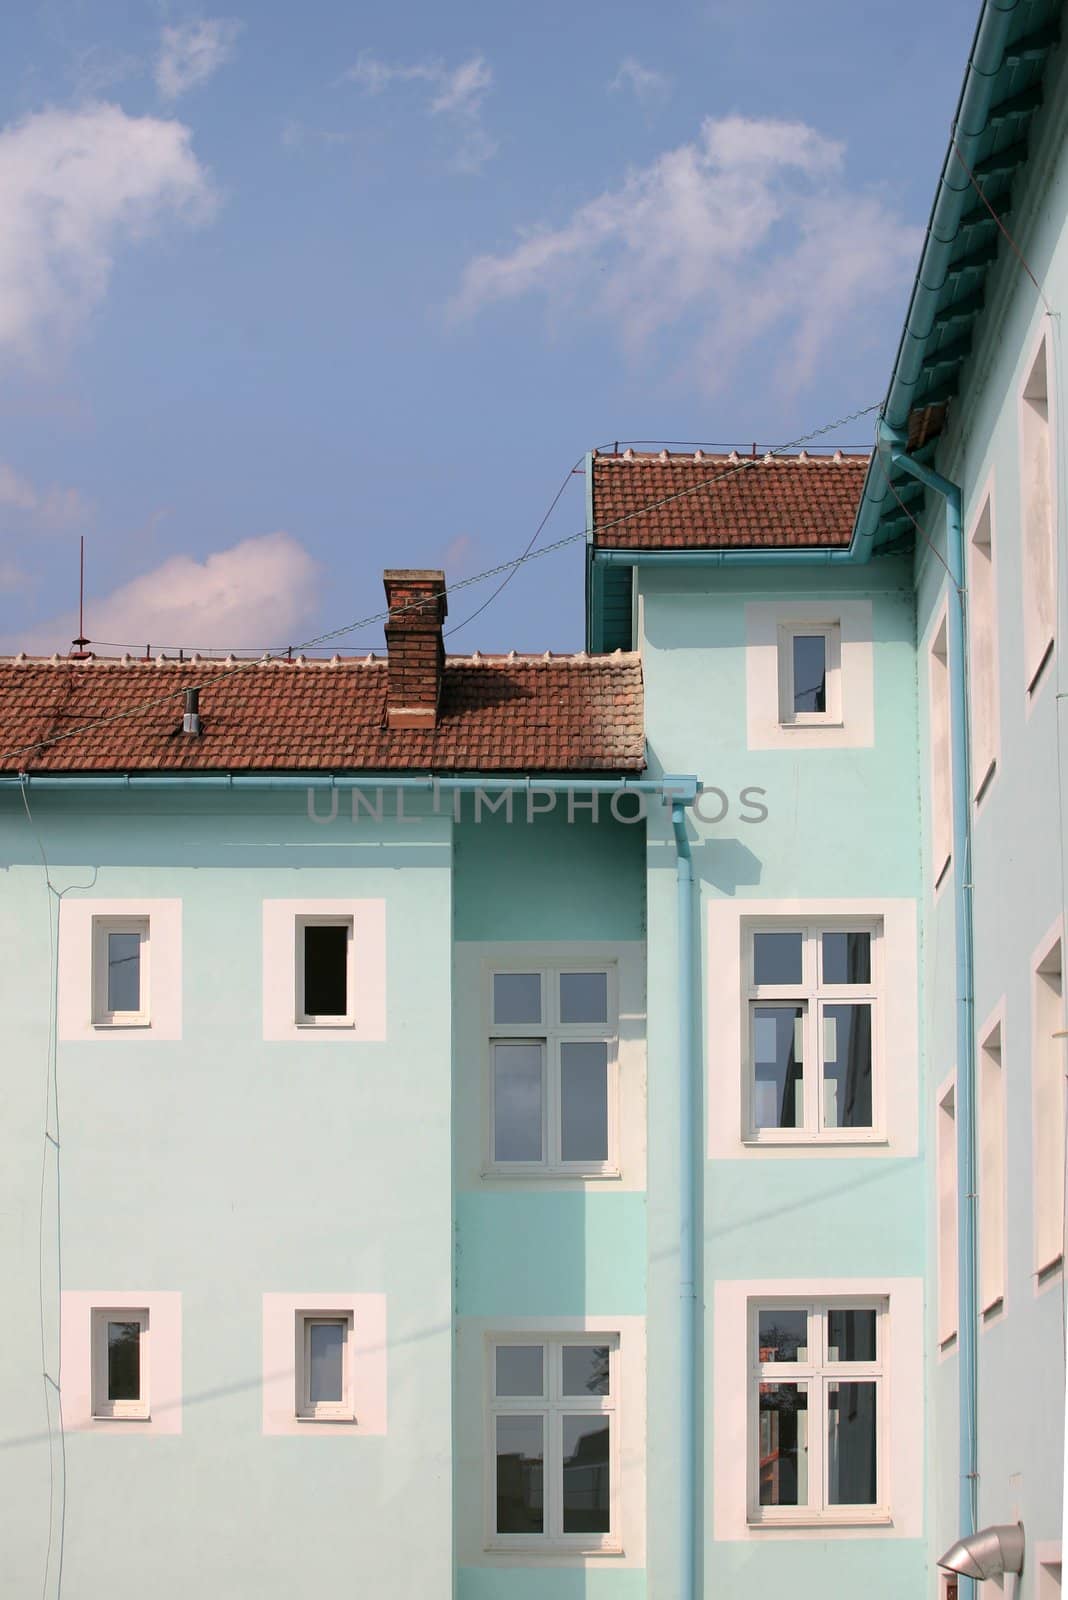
1032, 919, 1066, 1284
748, 1297, 888, 1526
61, 1290, 182, 1436
58, 899, 182, 1043
453, 942, 646, 1192
743, 918, 882, 1143
1019, 325, 1057, 698
454, 1315, 646, 1571
745, 599, 874, 751
936, 1072, 959, 1351
486, 1333, 621, 1555
777, 621, 842, 727
707, 898, 918, 1160
296, 1311, 355, 1422
928, 603, 952, 891
712, 1277, 923, 1542
262, 899, 386, 1043
485, 961, 620, 1178
966, 482, 1000, 804
262, 1292, 386, 1436
977, 1002, 1007, 1322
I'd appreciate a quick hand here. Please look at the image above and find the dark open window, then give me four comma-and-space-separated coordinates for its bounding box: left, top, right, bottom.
303, 923, 349, 1018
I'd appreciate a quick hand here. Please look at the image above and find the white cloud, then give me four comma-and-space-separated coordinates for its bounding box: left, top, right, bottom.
155, 17, 243, 101
451, 114, 919, 391
609, 58, 671, 106
0, 463, 90, 529
441, 532, 476, 572
8, 531, 320, 656
346, 51, 496, 172
0, 102, 215, 365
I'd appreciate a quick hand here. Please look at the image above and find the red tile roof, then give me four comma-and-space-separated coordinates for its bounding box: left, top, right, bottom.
591, 450, 871, 549
0, 654, 645, 775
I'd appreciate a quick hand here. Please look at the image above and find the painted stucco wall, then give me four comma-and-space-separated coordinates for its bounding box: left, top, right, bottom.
912, 35, 1068, 1592
452, 808, 648, 1598
0, 788, 454, 1599
638, 558, 929, 1597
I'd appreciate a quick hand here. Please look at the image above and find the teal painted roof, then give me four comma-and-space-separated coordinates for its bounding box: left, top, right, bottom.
854, 0, 1061, 553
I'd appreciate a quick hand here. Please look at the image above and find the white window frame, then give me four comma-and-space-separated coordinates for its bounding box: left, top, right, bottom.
742, 918, 883, 1144
485, 1333, 621, 1554
1019, 327, 1057, 696
747, 1296, 889, 1527
295, 1309, 355, 1422
91, 915, 150, 1028
294, 914, 355, 1028
937, 1074, 959, 1348
91, 1307, 150, 1421
967, 489, 1000, 802
1032, 926, 1066, 1280
777, 622, 842, 727
485, 962, 619, 1178
978, 1010, 1007, 1320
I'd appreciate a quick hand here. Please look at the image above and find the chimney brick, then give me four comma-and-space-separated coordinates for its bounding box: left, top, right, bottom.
383, 569, 447, 730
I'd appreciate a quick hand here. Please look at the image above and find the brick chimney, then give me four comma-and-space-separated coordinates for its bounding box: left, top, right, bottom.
383, 569, 447, 730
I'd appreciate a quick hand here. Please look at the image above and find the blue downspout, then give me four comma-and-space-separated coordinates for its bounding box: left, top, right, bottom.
883, 424, 977, 1598
672, 800, 697, 1600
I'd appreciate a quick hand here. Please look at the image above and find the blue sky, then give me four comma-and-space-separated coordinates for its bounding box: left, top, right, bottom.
0, 0, 979, 656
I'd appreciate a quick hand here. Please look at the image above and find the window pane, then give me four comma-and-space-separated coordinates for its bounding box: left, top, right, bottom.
822, 1004, 873, 1129
827, 1309, 877, 1363
752, 1005, 804, 1129
759, 1383, 808, 1506
560, 1042, 608, 1162
822, 931, 872, 985
827, 1381, 878, 1504
303, 924, 348, 1017
753, 931, 803, 986
496, 1345, 544, 1397
493, 1043, 543, 1161
562, 1345, 610, 1396
493, 972, 541, 1025
308, 1321, 345, 1404
559, 971, 608, 1024
496, 1415, 544, 1533
107, 1321, 141, 1401
758, 1309, 808, 1363
107, 932, 141, 1013
793, 634, 827, 714
562, 1416, 610, 1533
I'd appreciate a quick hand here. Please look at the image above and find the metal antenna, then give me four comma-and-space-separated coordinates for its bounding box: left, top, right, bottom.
71, 536, 91, 658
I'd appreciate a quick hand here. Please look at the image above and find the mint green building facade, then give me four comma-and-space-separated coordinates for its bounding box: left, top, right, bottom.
2, 4, 1067, 1598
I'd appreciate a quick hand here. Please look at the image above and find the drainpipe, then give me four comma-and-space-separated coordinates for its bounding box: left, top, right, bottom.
882, 423, 978, 1597
671, 800, 697, 1600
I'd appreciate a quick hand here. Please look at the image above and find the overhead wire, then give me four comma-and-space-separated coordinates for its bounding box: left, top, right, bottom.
0, 400, 880, 770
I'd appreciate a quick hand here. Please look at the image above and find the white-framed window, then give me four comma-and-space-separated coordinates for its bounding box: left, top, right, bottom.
777, 622, 841, 727
487, 964, 617, 1175
749, 1298, 887, 1525
1033, 931, 1065, 1278
929, 608, 952, 887
1020, 332, 1056, 694
295, 914, 355, 1026
937, 1076, 958, 1348
487, 1333, 620, 1553
978, 1015, 1006, 1318
968, 493, 999, 800
743, 920, 880, 1142
91, 1307, 150, 1420
91, 916, 150, 1027
295, 1310, 355, 1422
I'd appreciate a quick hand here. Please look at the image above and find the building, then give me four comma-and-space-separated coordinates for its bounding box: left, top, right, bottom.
0, 2, 1065, 1597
